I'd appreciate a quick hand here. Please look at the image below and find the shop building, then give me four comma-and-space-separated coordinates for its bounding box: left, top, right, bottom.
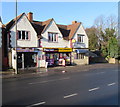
43, 48, 72, 66
5, 13, 42, 69
57, 21, 89, 65
33, 18, 72, 67
5, 12, 89, 69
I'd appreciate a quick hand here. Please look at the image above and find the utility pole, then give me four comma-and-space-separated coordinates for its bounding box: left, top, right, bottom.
15, 0, 18, 74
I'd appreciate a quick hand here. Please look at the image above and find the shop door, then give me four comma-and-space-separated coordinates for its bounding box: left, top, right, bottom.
24, 52, 37, 68
17, 53, 22, 68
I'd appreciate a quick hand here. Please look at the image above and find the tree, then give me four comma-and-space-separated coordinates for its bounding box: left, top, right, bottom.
107, 36, 118, 58
101, 28, 118, 58
85, 27, 99, 50
92, 15, 118, 59
93, 15, 117, 49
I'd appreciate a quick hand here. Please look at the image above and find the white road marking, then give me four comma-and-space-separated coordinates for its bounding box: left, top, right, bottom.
96, 72, 105, 74
85, 72, 105, 76
64, 93, 78, 99
27, 101, 46, 107
108, 82, 116, 86
89, 87, 100, 92
29, 77, 70, 85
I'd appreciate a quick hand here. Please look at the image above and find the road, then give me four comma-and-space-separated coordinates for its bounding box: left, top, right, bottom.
2, 64, 118, 106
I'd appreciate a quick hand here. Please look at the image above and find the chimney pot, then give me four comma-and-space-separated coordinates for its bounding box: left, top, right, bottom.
27, 12, 33, 22
72, 21, 77, 24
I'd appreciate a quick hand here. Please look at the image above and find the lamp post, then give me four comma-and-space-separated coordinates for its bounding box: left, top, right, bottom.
15, 0, 18, 74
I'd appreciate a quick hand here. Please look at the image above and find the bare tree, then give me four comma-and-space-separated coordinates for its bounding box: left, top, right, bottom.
94, 15, 105, 32
105, 15, 117, 29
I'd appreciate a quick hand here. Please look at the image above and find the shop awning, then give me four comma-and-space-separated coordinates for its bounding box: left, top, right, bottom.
75, 49, 98, 57
75, 49, 88, 53
85, 51, 98, 57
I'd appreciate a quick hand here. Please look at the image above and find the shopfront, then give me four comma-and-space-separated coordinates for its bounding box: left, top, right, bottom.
17, 48, 38, 69
73, 49, 89, 65
43, 48, 73, 66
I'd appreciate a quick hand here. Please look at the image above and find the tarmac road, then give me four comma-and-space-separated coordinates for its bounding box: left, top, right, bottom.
2, 63, 119, 106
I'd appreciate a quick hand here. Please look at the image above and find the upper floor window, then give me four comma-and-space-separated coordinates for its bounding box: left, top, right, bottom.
48, 32, 58, 42
17, 31, 30, 40
77, 34, 84, 43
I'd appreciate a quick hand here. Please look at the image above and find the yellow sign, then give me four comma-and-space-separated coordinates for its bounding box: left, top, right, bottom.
72, 39, 76, 43
58, 48, 73, 52
43, 48, 73, 52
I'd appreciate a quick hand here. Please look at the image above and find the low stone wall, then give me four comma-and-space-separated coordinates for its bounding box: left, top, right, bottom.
73, 57, 89, 65
108, 58, 119, 64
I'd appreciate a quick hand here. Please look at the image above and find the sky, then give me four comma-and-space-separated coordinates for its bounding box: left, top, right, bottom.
1, 2, 118, 28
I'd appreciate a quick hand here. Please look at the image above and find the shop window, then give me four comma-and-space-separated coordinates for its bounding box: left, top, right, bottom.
48, 32, 58, 42
40, 55, 45, 60
77, 34, 84, 43
17, 31, 30, 40
76, 53, 85, 59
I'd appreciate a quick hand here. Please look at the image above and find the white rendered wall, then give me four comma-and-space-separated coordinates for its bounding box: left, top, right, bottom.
72, 24, 88, 49
10, 14, 38, 48
41, 20, 69, 48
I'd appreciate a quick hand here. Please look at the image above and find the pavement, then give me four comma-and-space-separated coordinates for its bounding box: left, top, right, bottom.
1, 63, 119, 79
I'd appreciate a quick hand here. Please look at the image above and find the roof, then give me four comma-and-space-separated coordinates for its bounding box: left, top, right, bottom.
0, 16, 2, 26
5, 12, 82, 40
5, 13, 24, 31
57, 22, 81, 39
32, 18, 53, 37
67, 22, 81, 39
31, 23, 45, 38
0, 16, 5, 28
41, 18, 53, 33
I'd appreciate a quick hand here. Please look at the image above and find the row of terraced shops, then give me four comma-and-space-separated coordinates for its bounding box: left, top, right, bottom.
2, 12, 89, 70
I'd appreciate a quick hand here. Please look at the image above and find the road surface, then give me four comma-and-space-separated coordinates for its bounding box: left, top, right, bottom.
2, 64, 118, 106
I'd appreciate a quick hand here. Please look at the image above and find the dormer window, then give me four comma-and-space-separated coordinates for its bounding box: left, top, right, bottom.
17, 31, 30, 40
48, 32, 58, 42
77, 34, 84, 43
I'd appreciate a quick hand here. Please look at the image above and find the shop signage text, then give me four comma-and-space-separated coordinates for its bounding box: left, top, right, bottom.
17, 48, 34, 52
43, 48, 72, 52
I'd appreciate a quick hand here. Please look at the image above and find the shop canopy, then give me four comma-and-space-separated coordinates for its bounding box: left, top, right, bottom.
75, 49, 97, 57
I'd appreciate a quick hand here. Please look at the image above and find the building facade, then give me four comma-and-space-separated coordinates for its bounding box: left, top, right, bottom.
57, 21, 89, 65
5, 12, 89, 69
6, 13, 42, 69
70, 23, 89, 65
40, 19, 72, 67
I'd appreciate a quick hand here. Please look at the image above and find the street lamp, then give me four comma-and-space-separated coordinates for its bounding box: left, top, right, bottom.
14, 0, 18, 74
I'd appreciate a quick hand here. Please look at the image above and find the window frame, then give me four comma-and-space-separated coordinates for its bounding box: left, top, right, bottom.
48, 32, 58, 43
76, 53, 85, 59
17, 30, 30, 40
77, 34, 84, 43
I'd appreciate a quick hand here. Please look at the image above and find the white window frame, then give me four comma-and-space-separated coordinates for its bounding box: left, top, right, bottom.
77, 34, 84, 43
18, 31, 29, 40
48, 32, 58, 42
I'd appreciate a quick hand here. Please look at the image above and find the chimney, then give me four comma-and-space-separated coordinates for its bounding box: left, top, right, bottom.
72, 21, 77, 24
27, 12, 33, 22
